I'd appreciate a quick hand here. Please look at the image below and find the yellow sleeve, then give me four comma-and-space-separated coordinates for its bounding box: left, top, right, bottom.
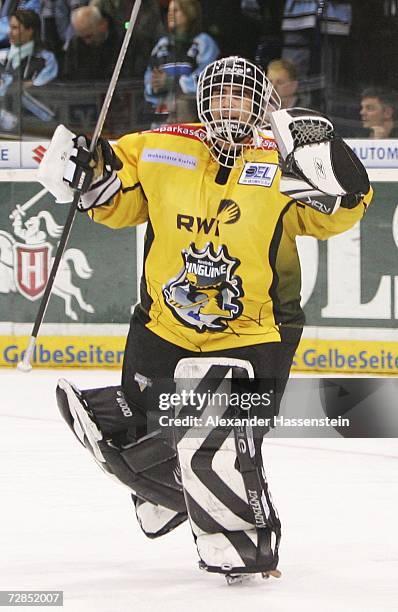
291, 187, 374, 240
88, 133, 149, 229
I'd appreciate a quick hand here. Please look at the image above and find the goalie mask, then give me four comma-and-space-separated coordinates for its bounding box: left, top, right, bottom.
197, 56, 281, 167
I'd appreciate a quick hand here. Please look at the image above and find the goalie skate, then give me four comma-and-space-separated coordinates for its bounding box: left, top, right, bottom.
225, 573, 256, 586
225, 568, 281, 585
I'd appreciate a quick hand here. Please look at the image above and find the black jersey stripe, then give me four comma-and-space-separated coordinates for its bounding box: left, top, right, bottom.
268, 200, 305, 327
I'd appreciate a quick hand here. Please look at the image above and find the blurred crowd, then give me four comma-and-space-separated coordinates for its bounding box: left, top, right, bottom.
0, 0, 397, 138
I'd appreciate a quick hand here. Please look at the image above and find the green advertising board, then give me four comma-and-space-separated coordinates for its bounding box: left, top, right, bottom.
0, 183, 137, 324
302, 182, 398, 328
0, 180, 397, 372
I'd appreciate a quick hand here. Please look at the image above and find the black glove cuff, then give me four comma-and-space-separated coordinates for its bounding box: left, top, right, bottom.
99, 137, 123, 172
340, 193, 363, 209
68, 146, 94, 193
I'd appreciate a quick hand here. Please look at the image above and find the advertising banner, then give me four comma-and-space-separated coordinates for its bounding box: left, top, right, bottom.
0, 181, 397, 373
349, 139, 398, 168
0, 184, 137, 326
1, 139, 398, 170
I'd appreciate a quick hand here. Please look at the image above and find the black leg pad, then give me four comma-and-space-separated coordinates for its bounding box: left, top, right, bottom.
56, 378, 186, 513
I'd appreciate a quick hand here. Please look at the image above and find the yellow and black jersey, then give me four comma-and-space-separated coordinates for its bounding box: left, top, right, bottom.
89, 123, 373, 352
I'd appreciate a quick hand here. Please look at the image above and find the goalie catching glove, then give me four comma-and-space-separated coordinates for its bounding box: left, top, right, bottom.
270, 108, 370, 214
63, 134, 123, 211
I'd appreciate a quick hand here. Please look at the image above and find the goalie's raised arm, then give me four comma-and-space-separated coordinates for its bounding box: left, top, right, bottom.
270, 108, 371, 215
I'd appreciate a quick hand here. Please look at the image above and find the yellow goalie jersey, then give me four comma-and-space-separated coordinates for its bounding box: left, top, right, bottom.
89, 124, 373, 352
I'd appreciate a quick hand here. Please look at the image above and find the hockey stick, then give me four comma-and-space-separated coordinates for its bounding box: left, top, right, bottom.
17, 0, 143, 372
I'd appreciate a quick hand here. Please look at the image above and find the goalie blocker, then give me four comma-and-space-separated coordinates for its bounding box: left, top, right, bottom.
270, 108, 370, 215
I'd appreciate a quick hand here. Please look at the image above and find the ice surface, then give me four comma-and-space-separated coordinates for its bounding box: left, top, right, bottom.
1, 368, 397, 612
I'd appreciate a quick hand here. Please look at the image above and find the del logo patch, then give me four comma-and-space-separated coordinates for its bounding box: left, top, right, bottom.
238, 162, 278, 187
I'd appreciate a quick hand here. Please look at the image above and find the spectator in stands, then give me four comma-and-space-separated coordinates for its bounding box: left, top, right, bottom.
144, 0, 219, 123
281, 1, 352, 92
0, 0, 40, 48
90, 0, 165, 77
360, 87, 398, 139
41, 1, 88, 62
62, 5, 125, 81
266, 58, 309, 109
0, 9, 58, 129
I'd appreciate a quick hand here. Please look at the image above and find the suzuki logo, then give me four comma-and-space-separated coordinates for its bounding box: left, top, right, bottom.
32, 145, 47, 164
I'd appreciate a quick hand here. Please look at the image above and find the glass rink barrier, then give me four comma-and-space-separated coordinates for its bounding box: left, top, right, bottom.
0, 78, 154, 141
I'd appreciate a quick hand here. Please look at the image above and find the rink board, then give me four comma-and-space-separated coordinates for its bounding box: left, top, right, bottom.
1, 335, 397, 375
0, 172, 397, 374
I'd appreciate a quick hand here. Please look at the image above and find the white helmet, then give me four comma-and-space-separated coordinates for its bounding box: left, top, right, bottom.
197, 56, 281, 167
